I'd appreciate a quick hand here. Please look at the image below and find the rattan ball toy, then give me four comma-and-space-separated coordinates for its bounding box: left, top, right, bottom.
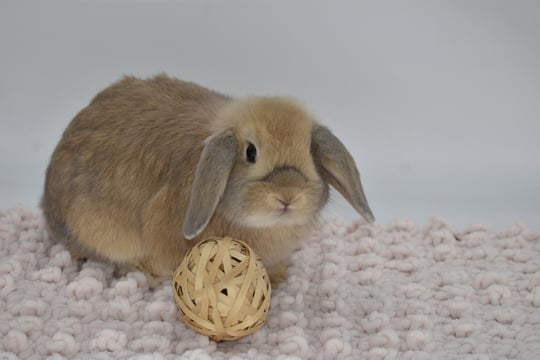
173, 237, 272, 341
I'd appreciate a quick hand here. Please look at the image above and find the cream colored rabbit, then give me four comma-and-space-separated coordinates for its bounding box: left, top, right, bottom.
41, 74, 374, 283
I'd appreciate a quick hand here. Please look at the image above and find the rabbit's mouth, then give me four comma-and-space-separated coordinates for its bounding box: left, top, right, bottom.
234, 202, 315, 229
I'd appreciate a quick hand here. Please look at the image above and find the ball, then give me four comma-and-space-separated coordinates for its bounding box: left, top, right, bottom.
172, 237, 272, 341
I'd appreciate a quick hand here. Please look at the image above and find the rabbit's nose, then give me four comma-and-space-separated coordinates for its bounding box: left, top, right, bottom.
278, 199, 290, 210
275, 193, 302, 212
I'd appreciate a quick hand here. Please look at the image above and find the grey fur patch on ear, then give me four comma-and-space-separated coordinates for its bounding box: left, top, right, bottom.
311, 125, 375, 223
183, 130, 237, 239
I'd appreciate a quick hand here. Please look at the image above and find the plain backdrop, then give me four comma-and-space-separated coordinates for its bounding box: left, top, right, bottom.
1, 1, 539, 229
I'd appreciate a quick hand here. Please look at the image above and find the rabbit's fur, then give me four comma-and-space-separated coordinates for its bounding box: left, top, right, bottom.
42, 74, 374, 283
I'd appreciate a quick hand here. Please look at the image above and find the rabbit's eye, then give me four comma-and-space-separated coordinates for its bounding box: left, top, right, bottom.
246, 143, 257, 163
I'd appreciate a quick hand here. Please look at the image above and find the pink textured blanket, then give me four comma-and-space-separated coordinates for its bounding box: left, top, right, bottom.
1, 207, 539, 359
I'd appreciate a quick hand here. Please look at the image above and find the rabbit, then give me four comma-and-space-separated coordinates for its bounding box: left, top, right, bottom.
41, 74, 374, 284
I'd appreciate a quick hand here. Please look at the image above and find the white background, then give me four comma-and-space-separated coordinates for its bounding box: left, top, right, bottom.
1, 1, 539, 229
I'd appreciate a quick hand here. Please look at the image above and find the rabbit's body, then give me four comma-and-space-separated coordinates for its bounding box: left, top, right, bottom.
42, 74, 374, 282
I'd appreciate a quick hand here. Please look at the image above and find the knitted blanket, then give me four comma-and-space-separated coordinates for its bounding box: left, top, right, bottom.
1, 207, 539, 359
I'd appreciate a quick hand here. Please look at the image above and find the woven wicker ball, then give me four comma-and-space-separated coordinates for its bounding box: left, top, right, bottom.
173, 237, 272, 341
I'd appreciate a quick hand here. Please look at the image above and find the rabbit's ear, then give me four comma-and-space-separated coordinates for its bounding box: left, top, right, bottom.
311, 125, 375, 223
183, 130, 237, 240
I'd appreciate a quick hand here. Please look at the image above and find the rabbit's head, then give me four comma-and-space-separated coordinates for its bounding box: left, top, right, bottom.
183, 97, 374, 239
